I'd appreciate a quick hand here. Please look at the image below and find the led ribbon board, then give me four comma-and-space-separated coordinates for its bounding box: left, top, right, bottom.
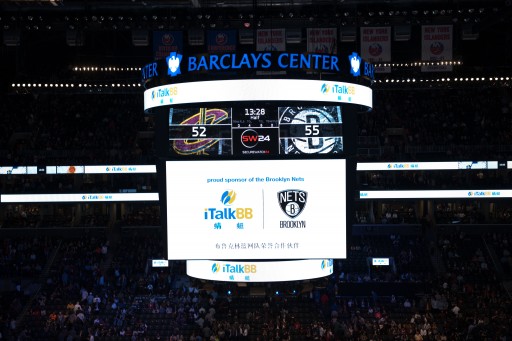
141, 51, 375, 84
144, 79, 372, 112
187, 259, 334, 282
360, 189, 512, 199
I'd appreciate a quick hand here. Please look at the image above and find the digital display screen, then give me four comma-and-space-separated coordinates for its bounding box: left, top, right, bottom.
144, 79, 373, 111
372, 258, 390, 266
186, 259, 334, 282
168, 105, 343, 157
165, 159, 347, 260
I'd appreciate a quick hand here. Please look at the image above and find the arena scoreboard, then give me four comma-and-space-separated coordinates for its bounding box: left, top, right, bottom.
142, 50, 374, 261
168, 104, 343, 157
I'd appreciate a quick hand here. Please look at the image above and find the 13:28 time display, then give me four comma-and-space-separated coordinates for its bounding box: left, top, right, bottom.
244, 108, 266, 116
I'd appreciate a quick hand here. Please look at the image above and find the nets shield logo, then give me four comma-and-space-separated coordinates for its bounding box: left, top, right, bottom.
166, 51, 182, 77
278, 190, 307, 219
348, 52, 361, 76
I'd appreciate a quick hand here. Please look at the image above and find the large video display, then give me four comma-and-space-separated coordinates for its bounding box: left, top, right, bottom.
186, 259, 334, 282
168, 105, 343, 157
166, 159, 347, 260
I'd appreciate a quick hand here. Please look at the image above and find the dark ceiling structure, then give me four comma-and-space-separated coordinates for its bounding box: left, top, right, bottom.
1, 0, 511, 91
2, 0, 510, 29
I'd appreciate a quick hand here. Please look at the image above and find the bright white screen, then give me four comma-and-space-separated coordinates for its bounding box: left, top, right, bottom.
372, 258, 390, 266
187, 259, 334, 282
166, 159, 347, 260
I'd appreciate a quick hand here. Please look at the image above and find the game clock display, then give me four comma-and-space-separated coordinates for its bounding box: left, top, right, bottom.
168, 105, 343, 157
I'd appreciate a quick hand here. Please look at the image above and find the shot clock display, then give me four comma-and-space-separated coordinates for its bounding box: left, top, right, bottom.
168, 105, 343, 157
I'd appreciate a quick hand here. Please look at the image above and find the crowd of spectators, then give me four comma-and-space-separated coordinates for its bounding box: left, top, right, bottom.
0, 203, 161, 229
355, 202, 512, 226
0, 174, 157, 196
359, 87, 512, 161
0, 86, 510, 165
1, 229, 511, 340
1, 27, 512, 341
0, 94, 154, 165
358, 169, 512, 191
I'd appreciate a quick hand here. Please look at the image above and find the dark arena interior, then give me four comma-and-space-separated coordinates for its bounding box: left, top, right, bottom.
1, 0, 512, 340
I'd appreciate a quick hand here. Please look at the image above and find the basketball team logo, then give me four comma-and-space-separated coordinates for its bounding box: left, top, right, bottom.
278, 189, 307, 219
279, 106, 343, 155
172, 108, 230, 155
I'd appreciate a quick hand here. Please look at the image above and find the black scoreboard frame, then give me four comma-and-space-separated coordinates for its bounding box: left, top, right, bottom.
145, 51, 373, 261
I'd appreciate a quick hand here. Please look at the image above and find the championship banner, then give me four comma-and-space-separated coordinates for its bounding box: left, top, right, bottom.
421, 25, 453, 72
256, 28, 286, 51
257, 28, 286, 74
207, 30, 237, 53
360, 27, 391, 73
153, 31, 183, 61
307, 28, 337, 54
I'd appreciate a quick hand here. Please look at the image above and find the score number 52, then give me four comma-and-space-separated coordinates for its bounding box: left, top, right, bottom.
191, 126, 207, 137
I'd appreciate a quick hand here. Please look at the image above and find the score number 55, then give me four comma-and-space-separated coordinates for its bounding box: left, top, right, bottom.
304, 124, 320, 136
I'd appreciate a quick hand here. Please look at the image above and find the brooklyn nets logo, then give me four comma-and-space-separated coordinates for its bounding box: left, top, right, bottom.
279, 106, 343, 155
278, 189, 307, 219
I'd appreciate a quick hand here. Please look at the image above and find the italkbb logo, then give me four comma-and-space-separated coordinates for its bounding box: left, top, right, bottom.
212, 263, 257, 274
204, 190, 254, 220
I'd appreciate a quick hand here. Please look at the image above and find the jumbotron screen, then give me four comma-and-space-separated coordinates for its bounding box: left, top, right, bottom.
165, 159, 347, 260
168, 105, 343, 157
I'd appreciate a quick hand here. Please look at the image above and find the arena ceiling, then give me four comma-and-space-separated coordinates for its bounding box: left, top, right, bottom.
1, 0, 508, 12
2, 0, 510, 29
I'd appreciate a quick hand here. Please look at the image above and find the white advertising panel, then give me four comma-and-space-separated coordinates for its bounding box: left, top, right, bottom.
372, 258, 390, 266
166, 159, 347, 260
357, 161, 499, 171
360, 189, 512, 199
152, 259, 169, 267
0, 167, 29, 175
56, 166, 85, 174
187, 259, 334, 282
1, 192, 159, 203
84, 165, 157, 174
144, 79, 372, 111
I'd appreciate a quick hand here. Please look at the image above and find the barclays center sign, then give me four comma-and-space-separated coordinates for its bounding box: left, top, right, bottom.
142, 51, 375, 83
